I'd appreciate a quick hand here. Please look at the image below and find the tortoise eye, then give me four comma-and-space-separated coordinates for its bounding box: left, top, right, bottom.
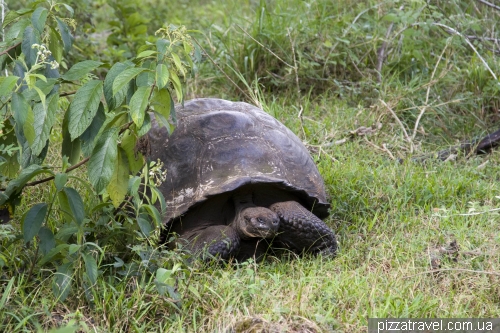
257, 217, 264, 223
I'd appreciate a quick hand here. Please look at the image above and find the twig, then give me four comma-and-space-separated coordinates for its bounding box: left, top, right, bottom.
434, 207, 500, 217
476, 0, 500, 11
376, 5, 404, 83
59, 90, 77, 97
363, 137, 396, 160
381, 143, 396, 160
191, 36, 252, 101
24, 157, 90, 187
433, 22, 497, 81
379, 99, 414, 152
412, 127, 500, 162
0, 41, 20, 56
438, 248, 484, 256
403, 268, 500, 279
466, 35, 500, 43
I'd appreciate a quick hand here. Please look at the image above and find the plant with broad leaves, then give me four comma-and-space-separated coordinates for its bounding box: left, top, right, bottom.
0, 0, 193, 302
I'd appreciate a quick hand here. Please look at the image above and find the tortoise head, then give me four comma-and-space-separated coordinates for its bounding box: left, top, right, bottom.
234, 206, 280, 239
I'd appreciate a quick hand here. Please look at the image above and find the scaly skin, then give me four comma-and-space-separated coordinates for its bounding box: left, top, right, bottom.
186, 206, 279, 261
202, 226, 241, 260
270, 201, 337, 255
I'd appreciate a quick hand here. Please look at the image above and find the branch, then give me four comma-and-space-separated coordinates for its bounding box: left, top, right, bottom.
376, 5, 404, 83
0, 41, 20, 56
23, 157, 90, 187
466, 35, 500, 43
60, 90, 77, 97
379, 99, 414, 152
411, 127, 500, 162
476, 0, 500, 11
235, 24, 293, 69
433, 22, 497, 81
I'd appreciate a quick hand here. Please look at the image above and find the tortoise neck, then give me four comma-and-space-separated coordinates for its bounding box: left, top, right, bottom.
232, 193, 255, 239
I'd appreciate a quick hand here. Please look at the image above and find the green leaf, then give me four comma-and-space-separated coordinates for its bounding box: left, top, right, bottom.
151, 88, 171, 120
138, 112, 152, 136
156, 39, 169, 58
68, 80, 103, 140
68, 243, 79, 254
30, 73, 48, 82
103, 111, 128, 131
120, 131, 144, 173
48, 27, 63, 63
82, 252, 98, 285
141, 204, 162, 227
153, 111, 172, 135
38, 226, 55, 255
149, 186, 166, 215
80, 103, 105, 157
22, 102, 35, 146
4, 18, 30, 41
3, 10, 24, 29
155, 267, 179, 297
136, 68, 155, 87
112, 67, 145, 96
22, 203, 48, 243
32, 93, 58, 155
137, 215, 152, 236
55, 17, 73, 54
0, 126, 20, 179
169, 69, 183, 102
61, 187, 85, 226
104, 62, 133, 110
39, 244, 69, 266
0, 164, 52, 206
129, 86, 151, 128
21, 26, 41, 67
106, 147, 129, 208
0, 76, 19, 97
58, 191, 72, 224
59, 3, 74, 17
136, 50, 157, 59
31, 85, 46, 108
0, 277, 15, 309
31, 7, 48, 33
383, 13, 399, 23
52, 263, 72, 302
61, 112, 81, 165
88, 128, 118, 193
22, 78, 57, 102
21, 139, 49, 168
62, 60, 103, 81
54, 173, 68, 191
11, 93, 30, 128
171, 52, 185, 76
155, 64, 169, 89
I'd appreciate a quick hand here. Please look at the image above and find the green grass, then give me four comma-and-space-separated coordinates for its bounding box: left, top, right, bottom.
2, 0, 500, 331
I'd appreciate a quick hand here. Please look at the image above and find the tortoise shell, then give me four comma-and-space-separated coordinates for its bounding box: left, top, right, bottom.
144, 98, 329, 224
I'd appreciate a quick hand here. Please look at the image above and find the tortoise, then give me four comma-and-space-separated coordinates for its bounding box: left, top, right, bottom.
142, 98, 337, 261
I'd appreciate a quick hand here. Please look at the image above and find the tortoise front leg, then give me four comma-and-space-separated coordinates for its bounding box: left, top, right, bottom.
269, 201, 337, 255
183, 225, 241, 261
